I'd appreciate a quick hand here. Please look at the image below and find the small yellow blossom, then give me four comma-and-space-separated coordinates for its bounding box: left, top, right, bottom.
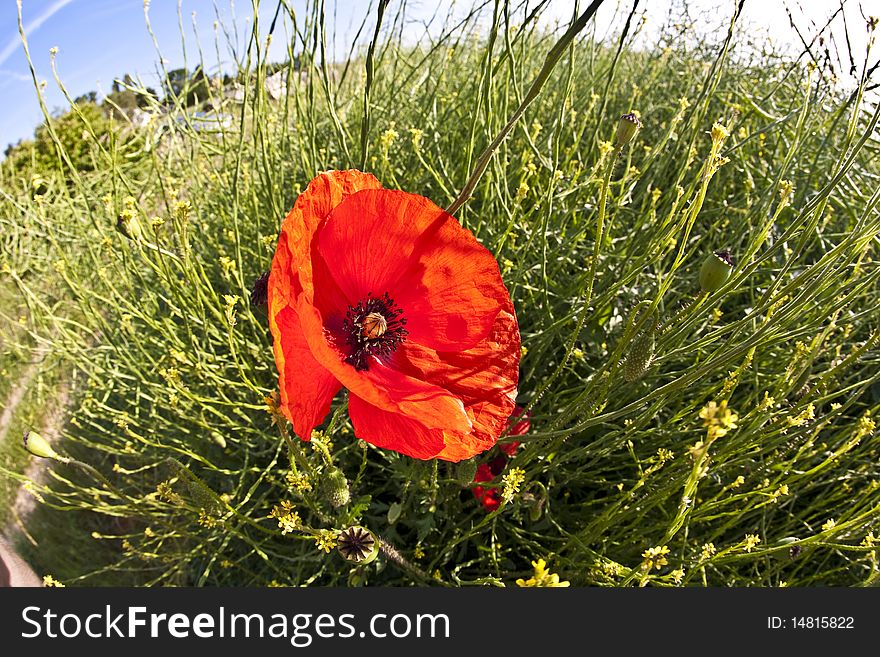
656, 448, 674, 463
743, 534, 761, 552
855, 412, 875, 440
516, 558, 570, 587
314, 530, 338, 553
771, 484, 789, 502
786, 404, 815, 428
286, 470, 312, 493
671, 568, 685, 584
642, 545, 670, 570
711, 121, 730, 145
699, 400, 739, 439
757, 391, 775, 412
778, 180, 794, 205
821, 518, 836, 532
223, 294, 239, 327
501, 467, 526, 503
198, 509, 222, 528
270, 500, 301, 535
379, 125, 399, 154
700, 542, 717, 560
43, 575, 65, 587
219, 255, 236, 273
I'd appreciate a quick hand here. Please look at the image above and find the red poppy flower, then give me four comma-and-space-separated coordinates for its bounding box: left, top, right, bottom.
268, 170, 520, 462
472, 463, 502, 512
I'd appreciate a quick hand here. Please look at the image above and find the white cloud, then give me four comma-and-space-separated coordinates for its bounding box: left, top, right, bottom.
0, 0, 75, 67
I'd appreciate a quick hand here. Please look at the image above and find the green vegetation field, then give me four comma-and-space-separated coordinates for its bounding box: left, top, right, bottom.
1, 0, 879, 587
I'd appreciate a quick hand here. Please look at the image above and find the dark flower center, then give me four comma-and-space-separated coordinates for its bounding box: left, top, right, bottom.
341, 292, 407, 371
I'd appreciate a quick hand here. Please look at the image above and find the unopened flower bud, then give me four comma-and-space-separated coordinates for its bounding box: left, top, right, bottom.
453, 458, 478, 486
616, 112, 642, 148
23, 430, 67, 462
250, 271, 269, 307
622, 326, 656, 383
522, 492, 545, 522
323, 467, 350, 508
699, 249, 734, 293
30, 175, 49, 197
337, 526, 379, 564
116, 212, 144, 242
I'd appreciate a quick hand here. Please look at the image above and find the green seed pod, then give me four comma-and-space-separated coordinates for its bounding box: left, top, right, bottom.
699, 250, 734, 293
622, 328, 656, 382
453, 459, 478, 486
387, 502, 403, 524
22, 430, 67, 462
337, 526, 379, 564
616, 112, 642, 149
323, 467, 350, 508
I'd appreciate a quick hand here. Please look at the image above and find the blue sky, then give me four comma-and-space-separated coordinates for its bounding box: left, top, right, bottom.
1, 1, 873, 150
0, 0, 305, 147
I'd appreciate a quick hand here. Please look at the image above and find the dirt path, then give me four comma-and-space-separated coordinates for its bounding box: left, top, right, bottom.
9, 379, 71, 529
0, 347, 45, 448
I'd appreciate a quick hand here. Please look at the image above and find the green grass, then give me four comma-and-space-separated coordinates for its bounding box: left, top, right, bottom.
1, 1, 879, 587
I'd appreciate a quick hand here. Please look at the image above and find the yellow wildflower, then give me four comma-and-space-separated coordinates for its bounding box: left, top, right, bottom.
642, 545, 670, 570
516, 558, 570, 587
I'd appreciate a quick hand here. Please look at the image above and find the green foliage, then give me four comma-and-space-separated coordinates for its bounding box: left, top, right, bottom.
1, 3, 879, 588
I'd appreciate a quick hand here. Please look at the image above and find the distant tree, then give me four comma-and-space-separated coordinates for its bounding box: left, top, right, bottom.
74, 90, 97, 105
162, 67, 210, 107
2, 102, 121, 180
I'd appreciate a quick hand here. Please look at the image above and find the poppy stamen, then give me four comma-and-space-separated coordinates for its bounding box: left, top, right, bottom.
342, 292, 408, 371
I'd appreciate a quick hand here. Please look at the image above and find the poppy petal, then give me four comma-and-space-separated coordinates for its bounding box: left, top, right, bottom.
315, 189, 441, 304
348, 394, 446, 460
390, 305, 520, 462
294, 298, 472, 435
277, 169, 382, 307
270, 304, 342, 439
315, 189, 504, 350
391, 214, 510, 352
269, 170, 379, 438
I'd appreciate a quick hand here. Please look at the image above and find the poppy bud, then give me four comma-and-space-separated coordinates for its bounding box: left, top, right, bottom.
31, 175, 49, 197
23, 430, 67, 462
116, 212, 144, 242
249, 271, 269, 307
699, 249, 734, 293
453, 459, 478, 486
616, 112, 642, 149
323, 467, 350, 508
337, 526, 379, 564
622, 327, 656, 382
